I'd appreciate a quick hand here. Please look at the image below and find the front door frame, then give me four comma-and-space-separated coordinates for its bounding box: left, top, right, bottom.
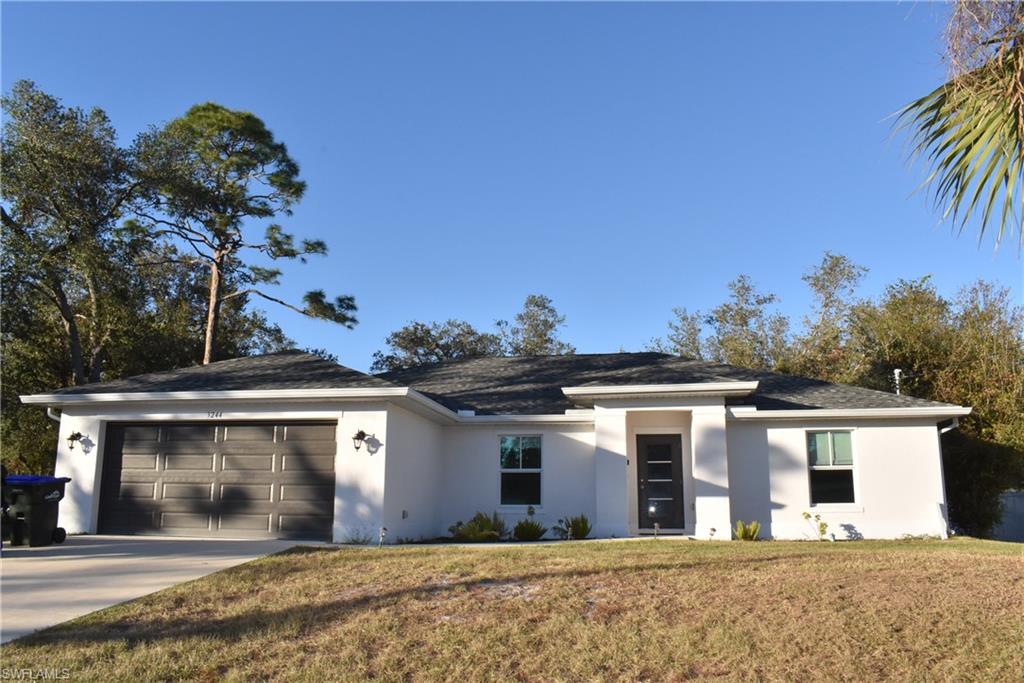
629, 426, 695, 535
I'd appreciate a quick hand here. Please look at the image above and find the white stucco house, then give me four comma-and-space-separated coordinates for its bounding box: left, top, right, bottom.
21, 351, 970, 542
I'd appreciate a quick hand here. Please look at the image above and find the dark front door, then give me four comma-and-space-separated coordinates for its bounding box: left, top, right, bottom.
637, 434, 684, 529
98, 421, 337, 540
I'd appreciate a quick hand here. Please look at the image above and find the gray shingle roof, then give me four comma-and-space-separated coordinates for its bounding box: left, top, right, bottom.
47, 350, 957, 415
51, 351, 396, 395
378, 352, 957, 414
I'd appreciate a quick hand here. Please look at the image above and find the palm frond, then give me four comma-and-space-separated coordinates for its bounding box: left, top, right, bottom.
896, 44, 1024, 251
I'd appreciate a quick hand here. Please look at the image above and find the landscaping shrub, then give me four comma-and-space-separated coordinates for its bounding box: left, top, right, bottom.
733, 519, 761, 541
449, 511, 508, 542
512, 506, 547, 541
803, 511, 829, 541
553, 514, 591, 540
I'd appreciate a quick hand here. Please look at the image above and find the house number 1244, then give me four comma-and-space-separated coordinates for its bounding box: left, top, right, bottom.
207, 411, 223, 418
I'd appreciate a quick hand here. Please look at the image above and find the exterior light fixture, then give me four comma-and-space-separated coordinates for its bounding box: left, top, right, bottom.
66, 431, 84, 450
352, 430, 368, 451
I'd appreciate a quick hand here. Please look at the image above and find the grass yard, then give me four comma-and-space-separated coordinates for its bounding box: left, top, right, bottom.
3, 538, 1023, 682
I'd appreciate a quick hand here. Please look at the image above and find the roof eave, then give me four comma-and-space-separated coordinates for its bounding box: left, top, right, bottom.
21, 387, 411, 406
562, 381, 759, 407
726, 406, 973, 420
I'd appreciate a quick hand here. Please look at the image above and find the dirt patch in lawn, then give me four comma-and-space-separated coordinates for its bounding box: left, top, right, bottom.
3, 538, 1022, 681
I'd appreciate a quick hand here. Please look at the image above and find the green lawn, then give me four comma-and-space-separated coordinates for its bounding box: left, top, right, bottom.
4, 538, 1023, 681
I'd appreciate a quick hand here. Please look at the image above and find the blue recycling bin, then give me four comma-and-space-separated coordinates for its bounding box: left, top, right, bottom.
2, 475, 71, 547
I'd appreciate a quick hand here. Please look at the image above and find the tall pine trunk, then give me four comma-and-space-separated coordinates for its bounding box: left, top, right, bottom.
202, 254, 224, 365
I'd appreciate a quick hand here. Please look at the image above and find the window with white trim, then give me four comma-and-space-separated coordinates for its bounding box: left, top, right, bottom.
499, 435, 541, 506
807, 431, 855, 504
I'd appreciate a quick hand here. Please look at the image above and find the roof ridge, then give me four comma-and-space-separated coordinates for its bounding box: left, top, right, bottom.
377, 351, 673, 377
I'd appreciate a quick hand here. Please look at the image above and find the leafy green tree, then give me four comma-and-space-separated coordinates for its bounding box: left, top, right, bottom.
703, 275, 789, 370
499, 294, 575, 356
898, 2, 1023, 249
372, 294, 574, 371
1, 243, 293, 473
134, 102, 357, 364
371, 320, 503, 372
936, 281, 1024, 449
786, 252, 867, 382
1, 80, 138, 385
845, 277, 954, 396
647, 307, 705, 359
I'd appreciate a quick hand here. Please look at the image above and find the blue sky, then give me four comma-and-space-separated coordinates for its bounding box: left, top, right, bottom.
3, 2, 1021, 372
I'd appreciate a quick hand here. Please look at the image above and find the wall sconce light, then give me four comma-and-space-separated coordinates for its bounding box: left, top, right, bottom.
66, 431, 85, 450
352, 430, 368, 451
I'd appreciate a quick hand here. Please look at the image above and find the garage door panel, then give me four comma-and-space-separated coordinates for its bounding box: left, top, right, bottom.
221, 483, 273, 502
100, 421, 336, 540
222, 424, 277, 442
283, 424, 336, 442
163, 425, 217, 442
275, 499, 335, 515
160, 512, 212, 530
164, 454, 215, 471
281, 453, 334, 474
118, 482, 156, 500
106, 509, 158, 533
160, 442, 218, 455
120, 425, 160, 442
221, 454, 275, 471
219, 514, 272, 532
162, 483, 213, 500
278, 514, 332, 535
217, 441, 278, 455
120, 442, 162, 455
280, 484, 334, 502
121, 454, 159, 470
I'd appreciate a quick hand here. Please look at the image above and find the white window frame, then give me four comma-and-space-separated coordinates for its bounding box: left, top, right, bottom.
806, 430, 857, 506
498, 434, 542, 508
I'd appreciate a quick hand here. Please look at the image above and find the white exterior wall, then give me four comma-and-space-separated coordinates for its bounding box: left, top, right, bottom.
727, 418, 949, 540
47, 395, 953, 543
691, 405, 731, 539
52, 409, 108, 535
439, 422, 595, 538
593, 408, 629, 537
381, 404, 443, 541
333, 405, 389, 544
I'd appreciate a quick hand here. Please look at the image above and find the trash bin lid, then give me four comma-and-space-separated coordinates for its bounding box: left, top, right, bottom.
4, 475, 72, 485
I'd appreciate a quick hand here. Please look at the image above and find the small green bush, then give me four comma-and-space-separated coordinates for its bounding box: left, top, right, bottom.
449, 511, 508, 542
733, 519, 761, 541
513, 506, 547, 541
553, 514, 592, 540
513, 518, 547, 541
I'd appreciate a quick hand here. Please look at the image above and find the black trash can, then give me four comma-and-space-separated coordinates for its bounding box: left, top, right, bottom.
2, 475, 71, 547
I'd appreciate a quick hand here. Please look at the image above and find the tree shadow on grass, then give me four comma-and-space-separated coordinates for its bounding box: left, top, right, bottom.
15, 550, 821, 649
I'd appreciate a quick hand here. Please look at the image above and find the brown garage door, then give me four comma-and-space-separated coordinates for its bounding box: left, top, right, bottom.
98, 421, 336, 540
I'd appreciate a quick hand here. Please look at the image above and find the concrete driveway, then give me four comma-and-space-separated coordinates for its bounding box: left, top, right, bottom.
0, 535, 299, 643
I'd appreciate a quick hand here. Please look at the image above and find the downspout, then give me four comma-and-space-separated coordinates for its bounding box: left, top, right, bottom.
46, 407, 62, 424
939, 417, 959, 434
